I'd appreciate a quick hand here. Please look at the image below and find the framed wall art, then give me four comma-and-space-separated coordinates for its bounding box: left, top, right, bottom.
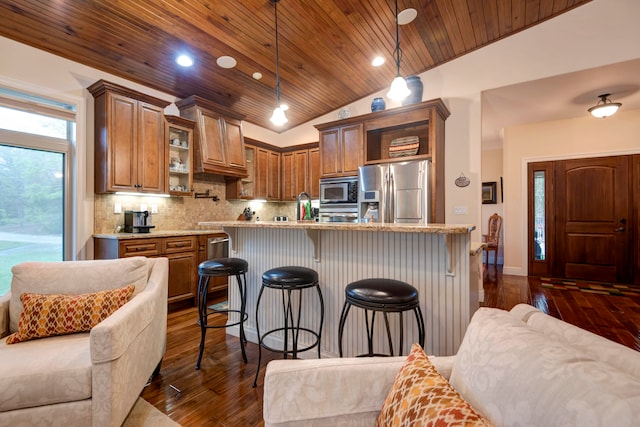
482, 181, 497, 204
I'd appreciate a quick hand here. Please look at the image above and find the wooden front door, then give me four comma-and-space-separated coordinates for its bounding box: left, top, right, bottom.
528, 155, 633, 283
556, 156, 631, 283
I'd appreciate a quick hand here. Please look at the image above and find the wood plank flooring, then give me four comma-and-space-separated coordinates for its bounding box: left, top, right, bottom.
141, 268, 640, 426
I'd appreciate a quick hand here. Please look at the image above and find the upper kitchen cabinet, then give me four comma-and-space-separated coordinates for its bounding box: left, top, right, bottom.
315, 122, 363, 178
363, 99, 449, 165
89, 80, 170, 194
226, 140, 281, 201
281, 144, 320, 200
166, 115, 195, 196
176, 96, 247, 178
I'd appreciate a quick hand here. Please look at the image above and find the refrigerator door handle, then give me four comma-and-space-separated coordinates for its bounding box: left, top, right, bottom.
388, 170, 395, 223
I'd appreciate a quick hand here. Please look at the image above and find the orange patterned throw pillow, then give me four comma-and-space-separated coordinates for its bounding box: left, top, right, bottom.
377, 343, 492, 427
6, 285, 135, 344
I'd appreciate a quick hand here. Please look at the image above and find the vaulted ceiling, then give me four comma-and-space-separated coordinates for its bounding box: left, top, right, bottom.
0, 0, 591, 132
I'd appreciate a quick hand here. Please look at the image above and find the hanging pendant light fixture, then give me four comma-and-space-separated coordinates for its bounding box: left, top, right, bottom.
588, 94, 622, 118
387, 0, 411, 102
269, 0, 288, 126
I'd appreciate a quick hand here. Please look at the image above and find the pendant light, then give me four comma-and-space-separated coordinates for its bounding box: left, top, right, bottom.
387, 0, 411, 102
588, 94, 621, 118
269, 0, 288, 126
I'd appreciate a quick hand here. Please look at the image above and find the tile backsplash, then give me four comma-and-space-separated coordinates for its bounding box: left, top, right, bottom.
94, 174, 297, 234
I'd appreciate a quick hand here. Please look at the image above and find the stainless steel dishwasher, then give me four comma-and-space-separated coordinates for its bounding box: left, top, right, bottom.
207, 235, 229, 260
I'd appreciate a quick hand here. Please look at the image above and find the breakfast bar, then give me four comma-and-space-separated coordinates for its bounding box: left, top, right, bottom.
198, 220, 477, 357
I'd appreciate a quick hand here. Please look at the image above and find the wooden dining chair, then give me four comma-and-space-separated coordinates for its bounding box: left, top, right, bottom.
482, 213, 502, 265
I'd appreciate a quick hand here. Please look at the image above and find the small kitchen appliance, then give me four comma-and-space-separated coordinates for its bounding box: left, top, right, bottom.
318, 176, 359, 223
124, 210, 155, 233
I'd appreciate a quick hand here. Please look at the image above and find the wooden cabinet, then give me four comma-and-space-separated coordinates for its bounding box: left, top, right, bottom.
308, 147, 320, 199
176, 95, 247, 178
226, 145, 256, 199
166, 115, 195, 196
282, 146, 321, 200
282, 150, 309, 201
89, 80, 170, 194
94, 235, 199, 303
227, 141, 282, 201
316, 123, 363, 178
315, 99, 449, 222
267, 150, 281, 200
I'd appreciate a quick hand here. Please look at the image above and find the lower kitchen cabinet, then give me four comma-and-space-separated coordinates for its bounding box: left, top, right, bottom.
94, 234, 203, 304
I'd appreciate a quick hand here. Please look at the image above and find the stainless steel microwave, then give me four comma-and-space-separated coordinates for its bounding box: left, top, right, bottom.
319, 177, 358, 204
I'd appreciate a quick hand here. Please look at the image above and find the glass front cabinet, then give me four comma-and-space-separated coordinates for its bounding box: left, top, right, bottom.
166, 115, 195, 196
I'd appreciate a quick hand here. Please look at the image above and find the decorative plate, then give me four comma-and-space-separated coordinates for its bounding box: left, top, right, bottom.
338, 108, 350, 119
455, 173, 470, 187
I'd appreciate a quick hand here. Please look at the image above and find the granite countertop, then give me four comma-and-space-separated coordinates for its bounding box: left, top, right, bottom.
197, 220, 475, 234
93, 229, 225, 239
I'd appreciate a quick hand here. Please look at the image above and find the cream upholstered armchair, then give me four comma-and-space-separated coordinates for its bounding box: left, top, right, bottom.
0, 256, 168, 427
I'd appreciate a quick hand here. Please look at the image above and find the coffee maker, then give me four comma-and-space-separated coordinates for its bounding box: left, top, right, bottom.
124, 210, 155, 233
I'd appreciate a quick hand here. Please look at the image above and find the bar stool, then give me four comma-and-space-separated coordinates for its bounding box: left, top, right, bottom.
252, 266, 324, 387
195, 257, 249, 369
338, 278, 425, 357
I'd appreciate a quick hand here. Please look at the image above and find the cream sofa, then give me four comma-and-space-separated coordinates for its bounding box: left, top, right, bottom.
264, 304, 640, 426
0, 256, 168, 427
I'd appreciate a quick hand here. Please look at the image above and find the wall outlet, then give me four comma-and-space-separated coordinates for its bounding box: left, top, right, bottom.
114, 203, 122, 214
454, 206, 468, 215
151, 204, 158, 214
140, 203, 147, 212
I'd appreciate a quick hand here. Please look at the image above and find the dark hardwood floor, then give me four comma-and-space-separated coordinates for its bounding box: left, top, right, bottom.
141, 267, 640, 426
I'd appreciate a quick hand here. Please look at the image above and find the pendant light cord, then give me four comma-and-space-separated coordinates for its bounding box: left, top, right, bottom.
393, 0, 402, 76
273, 0, 282, 104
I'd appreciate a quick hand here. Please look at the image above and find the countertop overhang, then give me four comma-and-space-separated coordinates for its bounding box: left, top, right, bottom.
93, 229, 225, 239
197, 220, 475, 234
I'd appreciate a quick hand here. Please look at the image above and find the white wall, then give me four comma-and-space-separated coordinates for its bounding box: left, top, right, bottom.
502, 108, 640, 276
1, 0, 639, 254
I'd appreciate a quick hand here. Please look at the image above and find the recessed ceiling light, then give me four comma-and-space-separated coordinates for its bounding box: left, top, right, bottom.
398, 8, 417, 25
175, 54, 194, 67
253, 72, 263, 80
372, 56, 385, 67
217, 56, 237, 69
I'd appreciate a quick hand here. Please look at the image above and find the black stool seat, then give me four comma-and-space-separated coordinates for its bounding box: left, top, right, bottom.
262, 266, 318, 288
346, 278, 419, 306
253, 266, 324, 387
195, 257, 249, 370
199, 258, 248, 276
339, 278, 425, 358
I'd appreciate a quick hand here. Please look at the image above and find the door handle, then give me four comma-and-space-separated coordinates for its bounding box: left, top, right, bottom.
615, 227, 625, 232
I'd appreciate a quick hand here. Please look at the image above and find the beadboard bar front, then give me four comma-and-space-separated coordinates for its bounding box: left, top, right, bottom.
199, 221, 476, 357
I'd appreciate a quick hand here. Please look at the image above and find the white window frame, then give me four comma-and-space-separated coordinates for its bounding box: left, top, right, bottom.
0, 82, 88, 261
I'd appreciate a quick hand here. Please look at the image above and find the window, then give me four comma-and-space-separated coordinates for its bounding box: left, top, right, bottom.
533, 170, 546, 261
0, 90, 75, 294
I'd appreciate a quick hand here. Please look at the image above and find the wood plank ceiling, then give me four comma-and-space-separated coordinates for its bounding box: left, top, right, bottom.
0, 0, 591, 132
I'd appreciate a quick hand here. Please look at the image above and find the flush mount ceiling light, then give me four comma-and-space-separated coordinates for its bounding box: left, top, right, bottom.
175, 54, 194, 67
588, 94, 622, 118
386, 0, 411, 102
269, 0, 288, 126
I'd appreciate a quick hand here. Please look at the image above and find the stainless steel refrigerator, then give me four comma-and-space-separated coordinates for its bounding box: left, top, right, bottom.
357, 159, 431, 224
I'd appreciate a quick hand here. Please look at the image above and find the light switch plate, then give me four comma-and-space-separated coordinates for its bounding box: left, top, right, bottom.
114, 203, 122, 214
454, 206, 467, 215
151, 204, 158, 214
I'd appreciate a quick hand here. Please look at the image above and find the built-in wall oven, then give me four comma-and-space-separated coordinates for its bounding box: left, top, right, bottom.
318, 176, 359, 223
